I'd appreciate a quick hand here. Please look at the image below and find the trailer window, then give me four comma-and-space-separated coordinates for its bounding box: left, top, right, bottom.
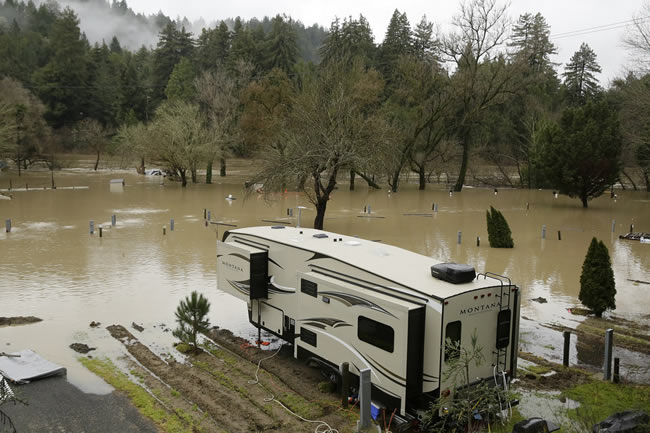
358, 316, 394, 353
496, 309, 511, 349
300, 328, 317, 346
301, 279, 317, 297
445, 321, 461, 361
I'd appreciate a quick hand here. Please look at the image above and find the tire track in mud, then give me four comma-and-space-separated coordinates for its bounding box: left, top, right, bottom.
107, 325, 284, 433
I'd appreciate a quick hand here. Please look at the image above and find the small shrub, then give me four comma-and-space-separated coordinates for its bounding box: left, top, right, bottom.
172, 291, 211, 349
579, 238, 615, 317
486, 206, 514, 248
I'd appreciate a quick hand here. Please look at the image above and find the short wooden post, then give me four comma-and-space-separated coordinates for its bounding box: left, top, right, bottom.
558, 230, 562, 241
163, 225, 166, 235
170, 218, 174, 231
563, 331, 570, 367
5, 219, 10, 233
476, 236, 480, 247
203, 208, 207, 219
457, 231, 461, 244
99, 225, 103, 238
340, 362, 349, 409
358, 368, 371, 429
613, 358, 620, 383
89, 220, 94, 234
630, 223, 634, 233
541, 225, 546, 239
111, 214, 116, 227
603, 329, 614, 380
526, 202, 529, 211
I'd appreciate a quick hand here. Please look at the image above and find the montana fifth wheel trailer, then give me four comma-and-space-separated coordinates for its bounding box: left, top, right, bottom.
217, 226, 520, 419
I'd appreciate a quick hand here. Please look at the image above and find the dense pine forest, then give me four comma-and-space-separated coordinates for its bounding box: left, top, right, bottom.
1, 0, 649, 225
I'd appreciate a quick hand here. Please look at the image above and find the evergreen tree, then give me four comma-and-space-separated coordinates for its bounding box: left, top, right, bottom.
230, 17, 257, 67
540, 100, 622, 207
195, 21, 230, 72
486, 206, 514, 248
152, 23, 194, 103
172, 291, 211, 349
509, 12, 557, 74
412, 15, 436, 63
563, 42, 601, 105
579, 238, 616, 317
264, 15, 298, 74
165, 57, 196, 101
32, 7, 88, 127
109, 35, 122, 53
379, 9, 413, 79
320, 15, 375, 67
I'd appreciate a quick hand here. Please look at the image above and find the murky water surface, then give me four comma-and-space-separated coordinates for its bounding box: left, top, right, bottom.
1, 168, 648, 392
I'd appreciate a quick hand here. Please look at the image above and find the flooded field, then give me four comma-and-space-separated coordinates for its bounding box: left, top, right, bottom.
1, 164, 649, 392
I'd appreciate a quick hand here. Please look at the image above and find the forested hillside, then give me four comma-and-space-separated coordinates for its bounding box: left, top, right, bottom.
0, 0, 649, 223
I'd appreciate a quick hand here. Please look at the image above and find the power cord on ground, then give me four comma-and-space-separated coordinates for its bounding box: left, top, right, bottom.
248, 343, 340, 433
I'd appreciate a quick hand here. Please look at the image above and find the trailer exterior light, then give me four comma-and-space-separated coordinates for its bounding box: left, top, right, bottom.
511, 287, 518, 292
444, 301, 449, 305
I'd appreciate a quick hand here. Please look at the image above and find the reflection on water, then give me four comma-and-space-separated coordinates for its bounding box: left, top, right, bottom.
0, 169, 649, 390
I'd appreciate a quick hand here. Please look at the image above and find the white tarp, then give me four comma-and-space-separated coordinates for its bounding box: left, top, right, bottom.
0, 349, 66, 383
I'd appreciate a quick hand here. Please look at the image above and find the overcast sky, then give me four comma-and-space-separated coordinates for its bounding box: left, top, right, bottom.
125, 0, 644, 84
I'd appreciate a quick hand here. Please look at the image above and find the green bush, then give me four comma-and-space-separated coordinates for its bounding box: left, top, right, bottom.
579, 238, 616, 317
172, 291, 211, 349
486, 206, 514, 248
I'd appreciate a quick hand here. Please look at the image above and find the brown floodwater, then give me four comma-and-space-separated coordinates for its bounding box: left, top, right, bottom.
1, 167, 649, 391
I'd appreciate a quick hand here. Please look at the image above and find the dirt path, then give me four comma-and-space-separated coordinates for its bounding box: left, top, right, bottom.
104, 325, 356, 433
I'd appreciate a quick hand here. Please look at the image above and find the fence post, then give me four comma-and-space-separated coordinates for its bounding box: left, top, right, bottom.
603, 329, 614, 380
358, 368, 371, 430
563, 331, 570, 367
340, 362, 349, 409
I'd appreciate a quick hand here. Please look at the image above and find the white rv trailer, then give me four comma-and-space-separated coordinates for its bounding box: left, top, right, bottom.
217, 226, 520, 418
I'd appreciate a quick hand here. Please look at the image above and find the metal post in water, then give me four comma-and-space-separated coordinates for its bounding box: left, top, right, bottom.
358, 368, 371, 429
203, 208, 207, 219
89, 220, 94, 234
563, 331, 570, 367
5, 219, 10, 233
170, 219, 174, 231
457, 231, 462, 244
367, 205, 371, 215
340, 362, 350, 409
111, 215, 116, 227
434, 203, 438, 212
612, 220, 616, 233
558, 230, 562, 241
207, 210, 211, 221
613, 358, 620, 383
542, 225, 546, 239
603, 329, 614, 380
630, 223, 634, 233
476, 236, 480, 247
163, 225, 166, 235
99, 225, 103, 238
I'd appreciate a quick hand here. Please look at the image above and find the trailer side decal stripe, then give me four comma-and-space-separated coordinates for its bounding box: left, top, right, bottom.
227, 279, 250, 296
299, 317, 352, 328
364, 352, 406, 381
318, 291, 398, 318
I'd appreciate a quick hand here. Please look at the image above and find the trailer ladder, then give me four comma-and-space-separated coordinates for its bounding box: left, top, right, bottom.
477, 272, 512, 380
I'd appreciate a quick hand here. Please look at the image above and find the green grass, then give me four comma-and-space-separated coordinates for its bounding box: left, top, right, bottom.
564, 381, 650, 422
79, 357, 188, 433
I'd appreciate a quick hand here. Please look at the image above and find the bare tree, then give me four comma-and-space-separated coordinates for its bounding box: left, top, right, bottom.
623, 1, 650, 74
441, 0, 515, 191
195, 60, 253, 181
252, 60, 389, 230
114, 122, 149, 172
73, 118, 109, 170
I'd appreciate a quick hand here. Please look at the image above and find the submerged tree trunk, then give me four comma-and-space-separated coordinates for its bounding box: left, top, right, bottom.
220, 158, 226, 177
180, 170, 187, 187
454, 142, 469, 192
191, 167, 197, 183
206, 161, 212, 184
418, 168, 426, 190
313, 197, 327, 230
349, 170, 355, 191
357, 172, 381, 189
140, 156, 145, 175
94, 151, 100, 171
581, 195, 588, 208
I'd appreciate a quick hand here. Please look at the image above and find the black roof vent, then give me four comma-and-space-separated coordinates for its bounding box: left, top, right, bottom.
313, 233, 328, 239
271, 226, 285, 229
431, 263, 476, 284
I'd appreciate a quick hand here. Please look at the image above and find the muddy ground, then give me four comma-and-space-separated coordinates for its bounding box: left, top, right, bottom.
99, 324, 358, 433
0, 316, 42, 326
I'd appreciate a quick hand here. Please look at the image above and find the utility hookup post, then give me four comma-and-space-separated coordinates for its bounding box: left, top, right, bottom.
603, 329, 614, 380
296, 206, 307, 229
357, 368, 371, 432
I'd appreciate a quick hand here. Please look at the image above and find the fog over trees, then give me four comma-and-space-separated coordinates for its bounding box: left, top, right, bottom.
1, 0, 650, 226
